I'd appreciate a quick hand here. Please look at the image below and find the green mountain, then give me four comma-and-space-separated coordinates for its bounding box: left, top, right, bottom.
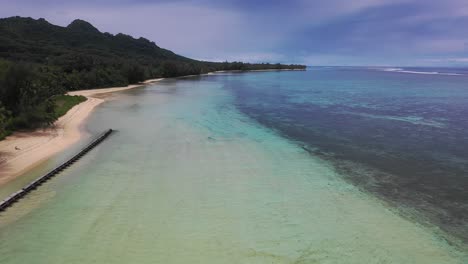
0, 16, 303, 80
0, 16, 194, 81
0, 16, 305, 138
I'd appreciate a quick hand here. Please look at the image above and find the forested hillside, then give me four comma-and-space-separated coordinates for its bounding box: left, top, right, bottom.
0, 16, 305, 139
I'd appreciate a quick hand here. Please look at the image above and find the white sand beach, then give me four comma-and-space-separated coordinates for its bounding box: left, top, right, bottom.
0, 78, 163, 186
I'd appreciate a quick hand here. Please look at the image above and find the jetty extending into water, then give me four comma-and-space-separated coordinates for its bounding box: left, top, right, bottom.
0, 129, 113, 212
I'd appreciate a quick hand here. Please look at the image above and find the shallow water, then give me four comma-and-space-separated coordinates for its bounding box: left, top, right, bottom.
0, 72, 467, 263
227, 68, 468, 243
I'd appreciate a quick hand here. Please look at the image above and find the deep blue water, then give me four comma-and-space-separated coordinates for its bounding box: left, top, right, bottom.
221, 67, 468, 242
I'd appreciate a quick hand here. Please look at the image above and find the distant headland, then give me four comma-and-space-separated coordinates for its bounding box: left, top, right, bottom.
0, 16, 306, 139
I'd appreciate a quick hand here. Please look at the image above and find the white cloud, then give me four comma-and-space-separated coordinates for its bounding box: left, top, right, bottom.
0, 1, 289, 62
197, 52, 286, 63
3, 0, 468, 65
296, 0, 409, 24
424, 57, 468, 63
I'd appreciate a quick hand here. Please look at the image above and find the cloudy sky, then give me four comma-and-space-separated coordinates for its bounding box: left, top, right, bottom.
1, 0, 468, 66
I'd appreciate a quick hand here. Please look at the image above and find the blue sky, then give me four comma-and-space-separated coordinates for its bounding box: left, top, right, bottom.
1, 0, 468, 66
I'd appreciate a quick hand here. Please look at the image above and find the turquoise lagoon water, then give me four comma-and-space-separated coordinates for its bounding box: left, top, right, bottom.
0, 69, 467, 263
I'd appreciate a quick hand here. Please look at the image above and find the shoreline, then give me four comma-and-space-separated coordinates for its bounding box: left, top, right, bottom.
0, 68, 304, 187
0, 78, 163, 186
212, 68, 306, 74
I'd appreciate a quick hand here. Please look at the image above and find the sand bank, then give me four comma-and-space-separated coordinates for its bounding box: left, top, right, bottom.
0, 78, 163, 186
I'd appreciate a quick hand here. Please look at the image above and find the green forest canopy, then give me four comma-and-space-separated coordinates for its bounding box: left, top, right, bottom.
0, 16, 306, 139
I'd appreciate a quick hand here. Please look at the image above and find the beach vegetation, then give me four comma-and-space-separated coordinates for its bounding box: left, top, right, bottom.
0, 16, 306, 137
52, 95, 87, 119
0, 102, 10, 139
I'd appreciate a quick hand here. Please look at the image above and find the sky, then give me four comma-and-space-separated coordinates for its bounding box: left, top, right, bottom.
1, 0, 468, 66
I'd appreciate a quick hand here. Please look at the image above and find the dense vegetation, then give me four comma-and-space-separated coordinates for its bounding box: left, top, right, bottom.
52, 95, 87, 118
0, 16, 306, 138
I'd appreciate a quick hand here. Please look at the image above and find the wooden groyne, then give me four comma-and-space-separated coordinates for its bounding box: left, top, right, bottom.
0, 129, 113, 212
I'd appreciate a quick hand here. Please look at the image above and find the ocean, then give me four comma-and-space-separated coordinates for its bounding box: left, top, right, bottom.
0, 68, 467, 263
228, 67, 468, 243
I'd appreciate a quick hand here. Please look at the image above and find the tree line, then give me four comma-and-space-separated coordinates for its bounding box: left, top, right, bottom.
0, 17, 306, 139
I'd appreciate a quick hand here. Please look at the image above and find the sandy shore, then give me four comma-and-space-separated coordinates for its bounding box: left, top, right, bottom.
0, 70, 302, 186
0, 78, 163, 186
